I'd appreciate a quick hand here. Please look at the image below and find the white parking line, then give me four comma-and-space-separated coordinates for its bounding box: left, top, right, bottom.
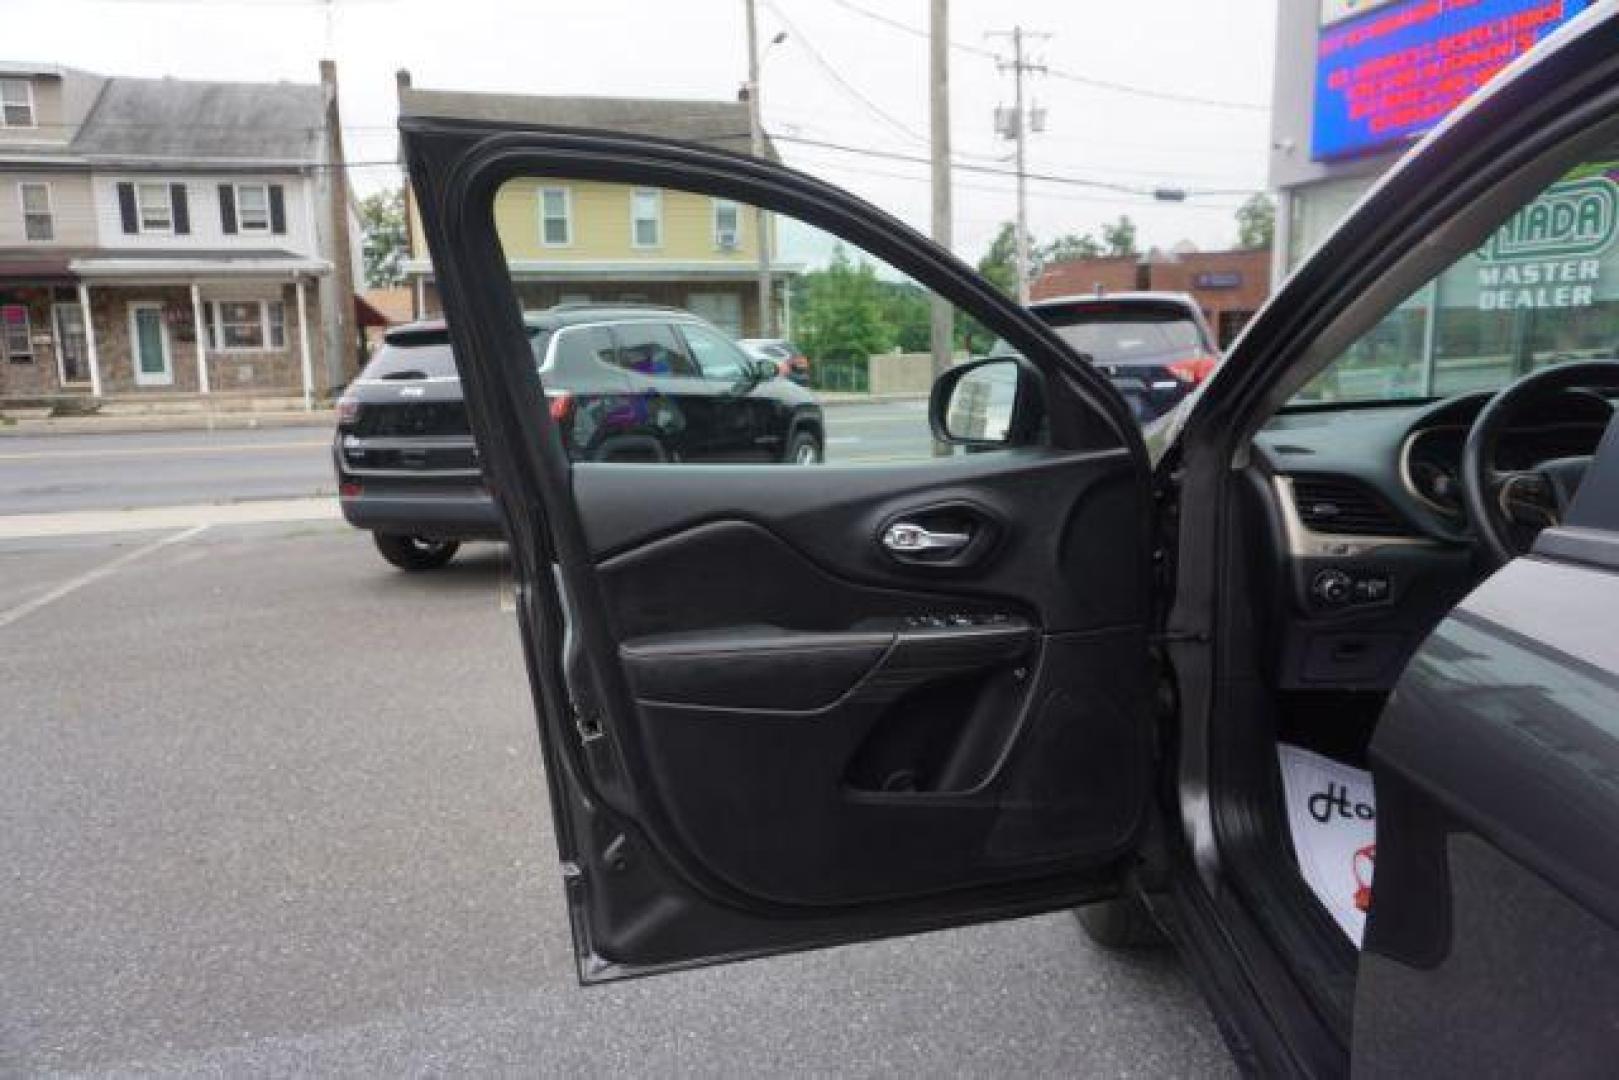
0, 497, 338, 540
0, 524, 208, 629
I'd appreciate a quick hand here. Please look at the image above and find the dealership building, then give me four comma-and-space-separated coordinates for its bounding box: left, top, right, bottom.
1268, 0, 1613, 400
1269, 0, 1596, 276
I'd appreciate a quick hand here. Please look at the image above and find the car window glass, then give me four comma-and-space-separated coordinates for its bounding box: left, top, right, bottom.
680, 322, 750, 380
551, 325, 616, 371
611, 321, 699, 378
493, 173, 1060, 465
1294, 155, 1619, 405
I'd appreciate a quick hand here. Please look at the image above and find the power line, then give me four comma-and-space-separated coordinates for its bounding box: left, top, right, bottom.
763, 0, 930, 147
817, 0, 1268, 113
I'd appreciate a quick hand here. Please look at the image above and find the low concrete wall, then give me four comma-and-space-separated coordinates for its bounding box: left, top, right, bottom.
867, 351, 968, 396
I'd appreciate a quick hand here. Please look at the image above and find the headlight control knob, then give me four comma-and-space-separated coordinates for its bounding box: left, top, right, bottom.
1311, 569, 1353, 607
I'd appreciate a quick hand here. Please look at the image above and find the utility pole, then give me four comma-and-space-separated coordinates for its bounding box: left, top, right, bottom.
744, 0, 774, 337
929, 0, 953, 455
990, 27, 1047, 304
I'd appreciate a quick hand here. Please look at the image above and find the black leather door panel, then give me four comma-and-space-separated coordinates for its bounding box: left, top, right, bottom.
580, 447, 1149, 635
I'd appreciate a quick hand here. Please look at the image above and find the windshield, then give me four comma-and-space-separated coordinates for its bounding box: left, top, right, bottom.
1291, 158, 1619, 406
995, 306, 1206, 366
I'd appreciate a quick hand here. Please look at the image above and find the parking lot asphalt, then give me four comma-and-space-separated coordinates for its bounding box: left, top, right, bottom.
0, 521, 1232, 1076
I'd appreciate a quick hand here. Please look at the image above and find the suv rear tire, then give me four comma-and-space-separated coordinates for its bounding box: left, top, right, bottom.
786, 429, 823, 465
373, 533, 461, 571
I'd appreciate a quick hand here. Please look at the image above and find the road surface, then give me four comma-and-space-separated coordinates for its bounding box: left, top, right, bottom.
0, 399, 935, 517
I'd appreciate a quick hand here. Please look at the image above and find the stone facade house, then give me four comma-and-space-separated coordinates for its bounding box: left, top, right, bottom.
0, 62, 358, 407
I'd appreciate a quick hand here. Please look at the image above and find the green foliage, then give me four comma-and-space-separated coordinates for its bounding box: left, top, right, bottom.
1041, 232, 1103, 263
1101, 215, 1139, 258
359, 187, 408, 288
1236, 193, 1276, 250
794, 245, 893, 366
977, 221, 1037, 297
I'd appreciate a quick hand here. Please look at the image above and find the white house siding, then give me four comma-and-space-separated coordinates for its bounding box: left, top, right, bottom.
91, 173, 317, 255
0, 170, 96, 246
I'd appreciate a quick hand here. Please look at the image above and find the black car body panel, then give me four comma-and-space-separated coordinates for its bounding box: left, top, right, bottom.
334, 309, 824, 543
402, 3, 1619, 1071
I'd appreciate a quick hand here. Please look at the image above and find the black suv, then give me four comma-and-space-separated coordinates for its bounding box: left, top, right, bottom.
334, 305, 824, 569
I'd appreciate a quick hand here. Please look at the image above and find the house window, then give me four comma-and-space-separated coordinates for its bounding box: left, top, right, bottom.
137, 183, 173, 233
540, 186, 571, 246
2, 304, 33, 362
0, 79, 34, 128
19, 182, 52, 241
631, 188, 662, 248
235, 184, 270, 233
202, 299, 284, 351
713, 199, 741, 251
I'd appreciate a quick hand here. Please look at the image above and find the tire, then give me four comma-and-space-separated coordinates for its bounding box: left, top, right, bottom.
372, 532, 460, 571
1074, 893, 1168, 950
785, 429, 823, 465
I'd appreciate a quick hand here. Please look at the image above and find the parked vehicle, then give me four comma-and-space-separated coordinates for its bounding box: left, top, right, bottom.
993, 292, 1220, 423
740, 337, 811, 385
334, 306, 823, 569
404, 8, 1619, 1072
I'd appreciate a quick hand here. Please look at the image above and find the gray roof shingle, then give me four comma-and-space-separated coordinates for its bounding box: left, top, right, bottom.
73, 77, 324, 163
399, 89, 774, 160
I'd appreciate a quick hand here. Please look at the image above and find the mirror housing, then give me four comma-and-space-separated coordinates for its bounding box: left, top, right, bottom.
746, 357, 779, 382
929, 356, 1043, 448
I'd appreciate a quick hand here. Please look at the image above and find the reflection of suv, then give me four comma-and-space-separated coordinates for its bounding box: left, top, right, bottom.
334, 305, 823, 570
995, 293, 1220, 422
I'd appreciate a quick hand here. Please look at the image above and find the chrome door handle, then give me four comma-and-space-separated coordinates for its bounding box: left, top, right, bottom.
882, 522, 972, 554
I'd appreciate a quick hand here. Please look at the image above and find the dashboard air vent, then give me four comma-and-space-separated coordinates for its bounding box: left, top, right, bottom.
1290, 476, 1405, 537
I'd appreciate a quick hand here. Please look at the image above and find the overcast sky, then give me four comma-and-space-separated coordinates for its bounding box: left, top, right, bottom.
17, 0, 1277, 263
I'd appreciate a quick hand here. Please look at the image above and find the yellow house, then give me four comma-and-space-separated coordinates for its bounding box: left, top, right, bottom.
399, 80, 800, 338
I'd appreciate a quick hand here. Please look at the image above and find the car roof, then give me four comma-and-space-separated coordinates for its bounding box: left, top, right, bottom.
1028, 291, 1200, 311
382, 304, 700, 346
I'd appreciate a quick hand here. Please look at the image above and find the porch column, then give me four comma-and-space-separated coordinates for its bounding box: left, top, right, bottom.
414, 274, 426, 320
189, 282, 210, 395
76, 282, 102, 398
780, 276, 792, 338
295, 276, 314, 411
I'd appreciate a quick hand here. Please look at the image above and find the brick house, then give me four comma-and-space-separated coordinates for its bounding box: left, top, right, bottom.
0, 63, 359, 408
1033, 246, 1272, 348
396, 75, 801, 337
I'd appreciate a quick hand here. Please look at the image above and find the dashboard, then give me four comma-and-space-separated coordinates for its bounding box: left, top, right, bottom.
1248, 389, 1613, 691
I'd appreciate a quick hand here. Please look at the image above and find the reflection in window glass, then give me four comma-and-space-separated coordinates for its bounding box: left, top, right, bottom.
680, 322, 748, 380
1295, 158, 1619, 404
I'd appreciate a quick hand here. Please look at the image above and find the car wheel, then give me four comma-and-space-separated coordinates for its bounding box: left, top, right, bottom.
786, 430, 823, 465
1073, 893, 1167, 949
373, 532, 461, 571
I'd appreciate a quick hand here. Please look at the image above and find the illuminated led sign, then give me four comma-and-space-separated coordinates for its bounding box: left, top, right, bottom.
1312, 0, 1593, 162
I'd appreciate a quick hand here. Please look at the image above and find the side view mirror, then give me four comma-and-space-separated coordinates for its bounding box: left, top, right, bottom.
929, 356, 1042, 447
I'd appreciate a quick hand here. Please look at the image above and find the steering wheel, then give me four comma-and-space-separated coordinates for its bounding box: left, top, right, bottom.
1460, 360, 1619, 567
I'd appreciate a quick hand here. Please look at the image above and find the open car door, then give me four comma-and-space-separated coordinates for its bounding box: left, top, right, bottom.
401, 117, 1164, 980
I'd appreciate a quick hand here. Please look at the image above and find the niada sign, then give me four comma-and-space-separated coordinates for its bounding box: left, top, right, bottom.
1476, 173, 1619, 311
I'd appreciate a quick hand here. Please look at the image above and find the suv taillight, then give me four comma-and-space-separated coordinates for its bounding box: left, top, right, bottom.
1167, 355, 1218, 385
547, 390, 574, 424
335, 396, 360, 424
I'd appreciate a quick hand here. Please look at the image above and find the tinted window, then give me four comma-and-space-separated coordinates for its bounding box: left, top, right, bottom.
1032, 312, 1204, 365
613, 321, 698, 377
552, 325, 616, 371
679, 322, 749, 380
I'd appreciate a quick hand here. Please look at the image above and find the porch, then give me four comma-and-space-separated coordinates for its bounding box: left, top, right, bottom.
0, 250, 330, 409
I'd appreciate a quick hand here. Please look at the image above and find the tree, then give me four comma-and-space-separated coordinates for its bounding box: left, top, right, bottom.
795, 245, 893, 365
976, 221, 1040, 298
1236, 193, 1276, 250
1041, 232, 1103, 263
1101, 215, 1139, 258
358, 187, 408, 288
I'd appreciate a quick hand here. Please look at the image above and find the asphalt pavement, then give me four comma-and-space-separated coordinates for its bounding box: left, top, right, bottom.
0, 421, 1233, 1076
0, 399, 935, 517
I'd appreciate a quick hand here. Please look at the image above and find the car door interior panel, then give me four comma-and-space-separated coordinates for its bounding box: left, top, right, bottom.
580, 450, 1153, 906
